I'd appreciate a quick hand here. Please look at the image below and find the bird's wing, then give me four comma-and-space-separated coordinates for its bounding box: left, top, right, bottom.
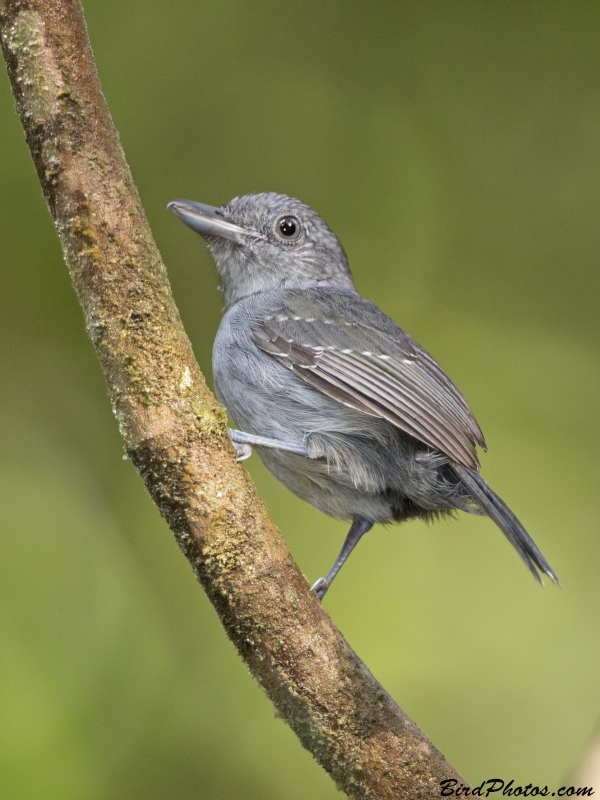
252, 292, 486, 469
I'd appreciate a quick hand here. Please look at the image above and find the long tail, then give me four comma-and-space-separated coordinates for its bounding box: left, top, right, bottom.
452, 465, 560, 585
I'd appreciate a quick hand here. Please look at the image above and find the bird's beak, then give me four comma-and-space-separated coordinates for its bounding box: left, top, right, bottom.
167, 199, 253, 244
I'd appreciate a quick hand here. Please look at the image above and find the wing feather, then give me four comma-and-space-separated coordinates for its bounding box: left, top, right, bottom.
253, 293, 485, 469
320, 350, 477, 466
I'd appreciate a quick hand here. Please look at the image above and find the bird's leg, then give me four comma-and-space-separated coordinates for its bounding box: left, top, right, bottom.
228, 428, 309, 461
311, 516, 374, 600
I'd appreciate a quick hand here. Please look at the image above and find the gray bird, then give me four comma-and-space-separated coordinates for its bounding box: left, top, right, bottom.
168, 192, 558, 599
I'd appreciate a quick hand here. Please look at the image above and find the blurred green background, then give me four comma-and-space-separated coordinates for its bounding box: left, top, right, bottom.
1, 1, 599, 797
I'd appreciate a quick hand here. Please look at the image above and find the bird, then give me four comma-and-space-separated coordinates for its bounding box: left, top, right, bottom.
168, 192, 559, 599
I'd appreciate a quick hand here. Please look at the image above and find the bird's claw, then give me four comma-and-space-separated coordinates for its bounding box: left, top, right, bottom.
310, 577, 329, 601
233, 442, 253, 461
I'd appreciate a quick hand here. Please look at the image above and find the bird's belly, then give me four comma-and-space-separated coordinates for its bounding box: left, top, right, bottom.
256, 445, 402, 522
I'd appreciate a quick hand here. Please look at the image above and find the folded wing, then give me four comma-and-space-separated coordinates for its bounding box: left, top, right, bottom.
253, 292, 486, 470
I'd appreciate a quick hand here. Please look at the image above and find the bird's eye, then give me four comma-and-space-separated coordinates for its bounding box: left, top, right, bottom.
276, 216, 301, 241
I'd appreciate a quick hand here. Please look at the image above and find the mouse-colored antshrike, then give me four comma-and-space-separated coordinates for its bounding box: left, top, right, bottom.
168, 192, 558, 599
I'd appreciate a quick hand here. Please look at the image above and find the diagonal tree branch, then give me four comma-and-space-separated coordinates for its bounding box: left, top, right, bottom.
0, 1, 469, 796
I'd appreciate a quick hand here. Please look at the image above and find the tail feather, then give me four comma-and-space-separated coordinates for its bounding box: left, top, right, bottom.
452, 465, 560, 586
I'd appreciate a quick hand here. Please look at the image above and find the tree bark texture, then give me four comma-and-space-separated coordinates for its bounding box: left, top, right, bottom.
0, 1, 469, 796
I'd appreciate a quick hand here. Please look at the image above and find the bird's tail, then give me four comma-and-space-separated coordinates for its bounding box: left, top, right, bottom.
452, 464, 560, 586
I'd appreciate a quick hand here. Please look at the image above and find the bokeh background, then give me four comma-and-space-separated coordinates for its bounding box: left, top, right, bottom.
1, 1, 599, 797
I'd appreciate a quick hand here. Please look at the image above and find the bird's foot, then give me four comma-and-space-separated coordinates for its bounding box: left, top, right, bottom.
233, 442, 253, 461
310, 577, 329, 601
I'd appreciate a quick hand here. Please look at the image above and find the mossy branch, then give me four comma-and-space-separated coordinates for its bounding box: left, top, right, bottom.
0, 1, 469, 796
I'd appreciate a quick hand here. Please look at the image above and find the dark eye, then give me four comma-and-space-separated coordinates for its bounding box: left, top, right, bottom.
277, 216, 300, 240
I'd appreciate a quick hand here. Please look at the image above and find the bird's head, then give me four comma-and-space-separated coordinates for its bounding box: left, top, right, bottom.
168, 192, 355, 307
